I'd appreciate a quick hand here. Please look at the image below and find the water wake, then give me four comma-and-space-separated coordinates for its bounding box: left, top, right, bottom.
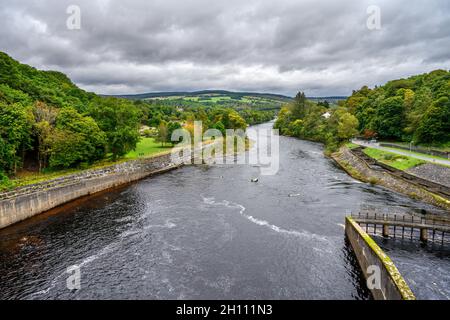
202, 196, 330, 243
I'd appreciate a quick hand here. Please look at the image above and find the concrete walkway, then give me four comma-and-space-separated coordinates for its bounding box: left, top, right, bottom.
351, 140, 450, 167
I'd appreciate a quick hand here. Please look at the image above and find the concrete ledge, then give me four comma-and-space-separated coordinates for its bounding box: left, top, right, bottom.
345, 216, 416, 300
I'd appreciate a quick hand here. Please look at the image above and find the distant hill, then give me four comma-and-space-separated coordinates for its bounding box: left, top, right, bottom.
107, 90, 293, 102
109, 90, 347, 105
307, 96, 347, 104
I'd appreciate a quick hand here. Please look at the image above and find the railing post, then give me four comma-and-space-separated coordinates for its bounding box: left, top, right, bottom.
393, 215, 397, 238
420, 228, 428, 242
402, 216, 405, 239
382, 214, 389, 238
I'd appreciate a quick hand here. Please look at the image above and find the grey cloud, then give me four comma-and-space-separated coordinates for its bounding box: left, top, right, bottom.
0, 0, 449, 96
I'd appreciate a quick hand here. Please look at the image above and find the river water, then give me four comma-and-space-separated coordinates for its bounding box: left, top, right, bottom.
0, 122, 449, 300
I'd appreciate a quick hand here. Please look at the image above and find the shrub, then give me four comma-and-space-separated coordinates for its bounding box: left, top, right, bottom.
0, 171, 14, 191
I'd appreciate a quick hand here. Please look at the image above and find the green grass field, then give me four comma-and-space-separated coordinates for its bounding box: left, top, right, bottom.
380, 141, 450, 153
382, 147, 449, 162
345, 142, 359, 150
125, 137, 171, 159
363, 148, 425, 171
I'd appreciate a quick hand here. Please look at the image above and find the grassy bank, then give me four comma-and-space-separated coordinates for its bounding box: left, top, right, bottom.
332, 146, 450, 211
381, 146, 450, 163
381, 141, 450, 153
363, 148, 425, 170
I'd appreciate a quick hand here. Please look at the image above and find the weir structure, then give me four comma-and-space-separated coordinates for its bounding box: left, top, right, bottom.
352, 212, 450, 244
345, 216, 416, 300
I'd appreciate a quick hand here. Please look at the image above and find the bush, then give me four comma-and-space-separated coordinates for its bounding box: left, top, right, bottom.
0, 171, 14, 191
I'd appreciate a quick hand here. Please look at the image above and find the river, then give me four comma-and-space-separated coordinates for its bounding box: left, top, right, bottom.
0, 122, 449, 300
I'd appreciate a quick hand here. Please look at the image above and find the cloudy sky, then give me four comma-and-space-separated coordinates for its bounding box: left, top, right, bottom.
0, 0, 449, 96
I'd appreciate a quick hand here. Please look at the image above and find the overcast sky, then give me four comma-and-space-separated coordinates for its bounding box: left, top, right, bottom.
0, 0, 449, 96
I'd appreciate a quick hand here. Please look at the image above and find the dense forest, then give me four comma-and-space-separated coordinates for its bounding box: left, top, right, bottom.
0, 52, 276, 186
275, 69, 450, 151
0, 52, 142, 179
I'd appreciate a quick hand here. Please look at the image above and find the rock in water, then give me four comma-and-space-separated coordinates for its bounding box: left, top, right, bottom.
251, 178, 259, 182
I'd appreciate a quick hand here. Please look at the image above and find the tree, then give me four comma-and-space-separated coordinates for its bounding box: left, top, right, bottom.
219, 110, 247, 130
48, 129, 86, 168
88, 98, 141, 159
291, 91, 307, 119
33, 101, 58, 170
156, 120, 169, 146
374, 96, 405, 139
415, 97, 450, 144
212, 121, 226, 135
337, 112, 359, 141
52, 108, 107, 166
167, 121, 182, 145
288, 119, 303, 137
0, 101, 33, 174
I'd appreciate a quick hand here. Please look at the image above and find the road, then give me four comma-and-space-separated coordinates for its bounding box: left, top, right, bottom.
352, 140, 450, 167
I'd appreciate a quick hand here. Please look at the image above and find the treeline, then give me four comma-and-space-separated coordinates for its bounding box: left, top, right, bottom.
152, 107, 249, 146
0, 52, 141, 178
275, 92, 359, 152
137, 99, 276, 127
0, 52, 276, 184
275, 69, 450, 151
341, 69, 450, 144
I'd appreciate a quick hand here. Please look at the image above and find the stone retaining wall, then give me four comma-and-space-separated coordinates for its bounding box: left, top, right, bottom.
331, 147, 450, 211
351, 147, 450, 198
0, 153, 180, 229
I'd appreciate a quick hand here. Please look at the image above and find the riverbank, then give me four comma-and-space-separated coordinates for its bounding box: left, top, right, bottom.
1, 137, 172, 192
331, 146, 450, 211
0, 152, 182, 229
0, 137, 245, 230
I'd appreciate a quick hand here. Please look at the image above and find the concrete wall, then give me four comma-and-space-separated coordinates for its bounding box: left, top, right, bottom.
0, 153, 180, 229
345, 216, 416, 300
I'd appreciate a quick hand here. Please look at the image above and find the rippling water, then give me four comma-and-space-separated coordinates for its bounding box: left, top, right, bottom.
0, 122, 448, 299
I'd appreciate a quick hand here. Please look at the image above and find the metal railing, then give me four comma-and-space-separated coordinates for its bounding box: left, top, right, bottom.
351, 212, 450, 244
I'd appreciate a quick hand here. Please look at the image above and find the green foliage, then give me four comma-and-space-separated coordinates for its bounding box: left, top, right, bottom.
363, 148, 425, 171
415, 97, 450, 143
212, 121, 226, 135
136, 93, 278, 128
88, 97, 141, 160
0, 52, 94, 112
275, 91, 359, 151
155, 120, 169, 146
216, 109, 247, 130
167, 121, 182, 145
48, 129, 88, 168
0, 171, 14, 191
0, 101, 33, 173
0, 51, 143, 175
124, 137, 168, 159
48, 108, 107, 168
340, 69, 450, 145
374, 96, 405, 139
